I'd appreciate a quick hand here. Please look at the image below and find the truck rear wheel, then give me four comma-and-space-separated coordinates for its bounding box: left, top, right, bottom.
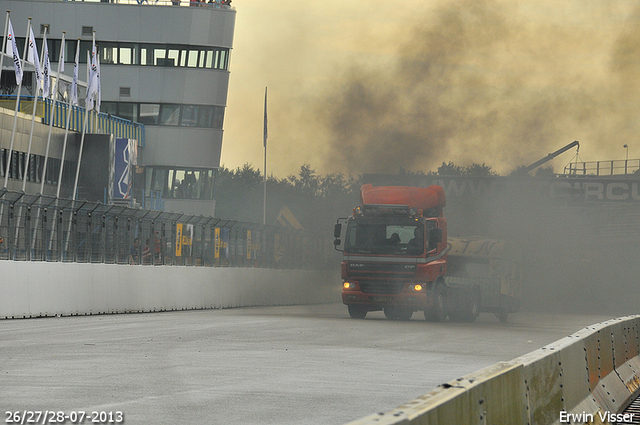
424, 285, 446, 322
496, 309, 508, 323
348, 305, 367, 319
461, 291, 480, 323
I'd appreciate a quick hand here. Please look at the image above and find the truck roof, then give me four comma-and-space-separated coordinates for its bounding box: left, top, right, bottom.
360, 184, 446, 214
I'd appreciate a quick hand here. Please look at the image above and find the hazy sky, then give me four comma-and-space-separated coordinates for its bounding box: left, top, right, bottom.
222, 0, 640, 178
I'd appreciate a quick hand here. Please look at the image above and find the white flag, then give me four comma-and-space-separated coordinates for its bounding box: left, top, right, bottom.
85, 50, 94, 111
42, 34, 51, 98
71, 41, 79, 105
28, 27, 42, 90
59, 36, 65, 73
89, 36, 98, 97
6, 19, 22, 85
95, 53, 101, 113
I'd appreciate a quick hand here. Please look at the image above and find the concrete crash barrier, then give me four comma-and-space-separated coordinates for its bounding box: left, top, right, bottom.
0, 261, 340, 319
346, 316, 640, 425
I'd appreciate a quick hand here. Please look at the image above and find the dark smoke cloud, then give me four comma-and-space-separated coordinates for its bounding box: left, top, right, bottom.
308, 0, 640, 176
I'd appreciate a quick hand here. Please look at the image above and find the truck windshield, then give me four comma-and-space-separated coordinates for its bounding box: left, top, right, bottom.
344, 219, 428, 255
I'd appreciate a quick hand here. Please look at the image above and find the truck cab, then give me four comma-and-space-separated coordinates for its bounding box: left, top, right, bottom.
335, 185, 449, 321
334, 184, 521, 323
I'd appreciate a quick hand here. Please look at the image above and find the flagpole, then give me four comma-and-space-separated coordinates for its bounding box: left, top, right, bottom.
4, 17, 31, 189
0, 11, 9, 105
72, 50, 92, 201
263, 87, 267, 225
22, 24, 46, 193
57, 38, 80, 199
40, 31, 64, 194
32, 31, 64, 251
0, 12, 10, 230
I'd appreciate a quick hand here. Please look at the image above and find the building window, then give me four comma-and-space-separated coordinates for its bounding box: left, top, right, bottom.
159, 104, 181, 126
100, 101, 225, 128
101, 42, 118, 64
181, 105, 198, 127
0, 148, 75, 186
139, 104, 160, 125
146, 166, 215, 200
212, 107, 224, 129
187, 49, 199, 68
101, 102, 118, 117
168, 48, 181, 67
44, 38, 231, 71
118, 103, 137, 122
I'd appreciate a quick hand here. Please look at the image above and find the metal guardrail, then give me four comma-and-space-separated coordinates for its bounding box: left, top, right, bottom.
0, 188, 330, 269
564, 159, 640, 176
0, 96, 145, 147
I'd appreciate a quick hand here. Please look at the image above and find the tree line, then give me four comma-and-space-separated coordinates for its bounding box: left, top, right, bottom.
212, 162, 512, 232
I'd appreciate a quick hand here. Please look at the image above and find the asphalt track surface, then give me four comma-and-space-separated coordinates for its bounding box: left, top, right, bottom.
0, 304, 614, 425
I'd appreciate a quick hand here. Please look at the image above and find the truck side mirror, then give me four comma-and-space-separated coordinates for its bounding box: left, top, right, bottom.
333, 238, 341, 246
333, 223, 342, 238
428, 228, 442, 251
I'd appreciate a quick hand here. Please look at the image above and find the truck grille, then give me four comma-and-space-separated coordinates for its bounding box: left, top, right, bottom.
359, 281, 404, 294
349, 262, 416, 279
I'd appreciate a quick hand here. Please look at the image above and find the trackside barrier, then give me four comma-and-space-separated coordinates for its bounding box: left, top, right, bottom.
0, 262, 341, 319
346, 316, 640, 425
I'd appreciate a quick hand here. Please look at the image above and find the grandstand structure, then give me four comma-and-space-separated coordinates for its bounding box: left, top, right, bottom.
0, 0, 236, 216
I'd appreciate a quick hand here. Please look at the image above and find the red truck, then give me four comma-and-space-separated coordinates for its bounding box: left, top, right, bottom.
333, 184, 521, 322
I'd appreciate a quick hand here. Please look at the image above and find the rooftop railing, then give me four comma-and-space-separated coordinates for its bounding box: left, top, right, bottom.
0, 95, 145, 147
28, 0, 234, 9
563, 159, 640, 177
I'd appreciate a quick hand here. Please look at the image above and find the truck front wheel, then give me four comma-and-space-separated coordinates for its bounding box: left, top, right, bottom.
385, 307, 414, 321
348, 305, 368, 319
396, 309, 413, 321
384, 307, 398, 320
424, 285, 446, 322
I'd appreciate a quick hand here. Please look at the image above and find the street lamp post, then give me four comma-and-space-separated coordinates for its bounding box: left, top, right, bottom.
623, 144, 629, 174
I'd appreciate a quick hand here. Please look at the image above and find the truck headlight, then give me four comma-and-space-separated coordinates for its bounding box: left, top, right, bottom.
343, 282, 356, 290
408, 284, 423, 291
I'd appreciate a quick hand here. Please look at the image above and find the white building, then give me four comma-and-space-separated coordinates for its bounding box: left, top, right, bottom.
0, 0, 236, 216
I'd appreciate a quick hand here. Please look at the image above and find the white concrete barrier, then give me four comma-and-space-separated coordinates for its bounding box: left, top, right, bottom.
0, 261, 341, 318
347, 316, 640, 425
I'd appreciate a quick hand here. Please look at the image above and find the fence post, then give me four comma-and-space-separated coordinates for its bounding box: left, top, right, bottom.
8, 203, 14, 260
58, 209, 64, 262
150, 220, 155, 265
160, 221, 166, 265
42, 207, 47, 261
200, 223, 206, 266
26, 206, 32, 261
87, 212, 92, 263
114, 215, 119, 264
72, 211, 78, 263
101, 214, 107, 264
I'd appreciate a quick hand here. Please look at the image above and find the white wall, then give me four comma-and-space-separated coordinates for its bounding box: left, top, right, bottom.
0, 262, 341, 319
